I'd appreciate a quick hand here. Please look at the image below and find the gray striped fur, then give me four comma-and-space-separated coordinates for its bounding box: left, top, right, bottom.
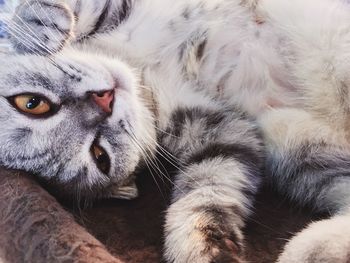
6, 0, 350, 262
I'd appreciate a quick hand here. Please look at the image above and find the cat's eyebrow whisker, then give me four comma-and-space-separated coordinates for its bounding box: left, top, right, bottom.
26, 0, 64, 45
4, 17, 38, 49
5, 22, 79, 80
0, 1, 44, 55
10, 12, 55, 55
6, 31, 38, 55
6, 16, 55, 55
5, 22, 44, 55
46, 56, 72, 75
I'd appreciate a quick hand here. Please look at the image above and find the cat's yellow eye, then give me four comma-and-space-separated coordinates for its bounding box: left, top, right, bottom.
13, 94, 51, 115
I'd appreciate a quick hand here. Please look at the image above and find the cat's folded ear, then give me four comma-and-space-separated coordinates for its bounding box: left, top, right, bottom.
106, 181, 139, 200
9, 0, 75, 55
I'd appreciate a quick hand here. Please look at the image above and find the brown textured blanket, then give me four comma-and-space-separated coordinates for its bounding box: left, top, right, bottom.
0, 167, 324, 263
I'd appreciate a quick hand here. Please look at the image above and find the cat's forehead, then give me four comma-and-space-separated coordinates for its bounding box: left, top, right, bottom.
0, 54, 64, 80
0, 55, 71, 99
0, 53, 118, 98
0, 55, 72, 100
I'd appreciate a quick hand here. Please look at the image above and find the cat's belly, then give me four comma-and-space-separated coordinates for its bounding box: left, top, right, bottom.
191, 21, 297, 117
85, 0, 298, 117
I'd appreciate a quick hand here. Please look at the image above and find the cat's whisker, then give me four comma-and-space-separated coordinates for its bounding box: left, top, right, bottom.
154, 126, 180, 139
125, 127, 187, 195
47, 56, 78, 78
138, 139, 175, 191
136, 124, 184, 166
135, 111, 180, 140
10, 12, 55, 55
4, 21, 44, 55
6, 16, 55, 55
6, 17, 84, 84
130, 122, 204, 190
6, 33, 38, 54
31, 0, 66, 43
136, 83, 153, 91
143, 156, 167, 200
141, 143, 168, 185
127, 114, 201, 188
126, 132, 167, 198
144, 127, 206, 189
154, 148, 204, 189
140, 128, 188, 172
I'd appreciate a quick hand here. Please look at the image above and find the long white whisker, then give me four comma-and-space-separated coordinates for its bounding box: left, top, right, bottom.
6, 20, 79, 78
126, 132, 167, 198
139, 127, 186, 169
6, 17, 54, 55
4, 21, 44, 55
125, 125, 189, 195
10, 12, 55, 55
27, 0, 63, 44
133, 120, 203, 188
126, 126, 187, 194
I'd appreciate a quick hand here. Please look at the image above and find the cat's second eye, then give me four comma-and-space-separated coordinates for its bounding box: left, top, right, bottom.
91, 143, 111, 175
11, 94, 52, 116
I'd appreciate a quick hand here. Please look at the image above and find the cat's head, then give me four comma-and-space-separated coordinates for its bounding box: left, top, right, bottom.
0, 49, 156, 201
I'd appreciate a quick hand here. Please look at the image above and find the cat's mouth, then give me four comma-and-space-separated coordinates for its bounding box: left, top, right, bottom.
90, 139, 111, 175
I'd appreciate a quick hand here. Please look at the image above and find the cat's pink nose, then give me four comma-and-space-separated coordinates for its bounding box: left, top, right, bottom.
91, 90, 114, 113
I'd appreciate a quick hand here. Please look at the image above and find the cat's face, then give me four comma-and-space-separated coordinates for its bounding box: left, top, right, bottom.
0, 50, 155, 200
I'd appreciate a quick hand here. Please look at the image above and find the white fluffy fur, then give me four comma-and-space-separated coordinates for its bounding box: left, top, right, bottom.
278, 214, 350, 263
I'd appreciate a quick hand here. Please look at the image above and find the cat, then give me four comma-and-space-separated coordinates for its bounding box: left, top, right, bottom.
0, 1, 266, 263
5, 0, 350, 262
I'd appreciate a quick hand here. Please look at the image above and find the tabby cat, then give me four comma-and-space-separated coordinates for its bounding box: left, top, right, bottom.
3, 0, 350, 262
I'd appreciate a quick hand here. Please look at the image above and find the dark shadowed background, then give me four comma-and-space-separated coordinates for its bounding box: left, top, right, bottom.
0, 167, 327, 263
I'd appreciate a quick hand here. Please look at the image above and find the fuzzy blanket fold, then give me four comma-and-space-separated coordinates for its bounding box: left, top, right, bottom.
0, 168, 123, 263
0, 167, 320, 263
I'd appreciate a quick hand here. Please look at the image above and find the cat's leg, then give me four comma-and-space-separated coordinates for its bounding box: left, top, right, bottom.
259, 108, 350, 263
10, 0, 122, 54
161, 107, 264, 263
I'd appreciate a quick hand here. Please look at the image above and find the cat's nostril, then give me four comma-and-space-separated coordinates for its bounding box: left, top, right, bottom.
96, 92, 105, 98
91, 90, 114, 114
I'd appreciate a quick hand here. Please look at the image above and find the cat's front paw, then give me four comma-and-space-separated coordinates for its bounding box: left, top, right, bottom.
278, 215, 350, 263
10, 0, 74, 54
164, 200, 246, 263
